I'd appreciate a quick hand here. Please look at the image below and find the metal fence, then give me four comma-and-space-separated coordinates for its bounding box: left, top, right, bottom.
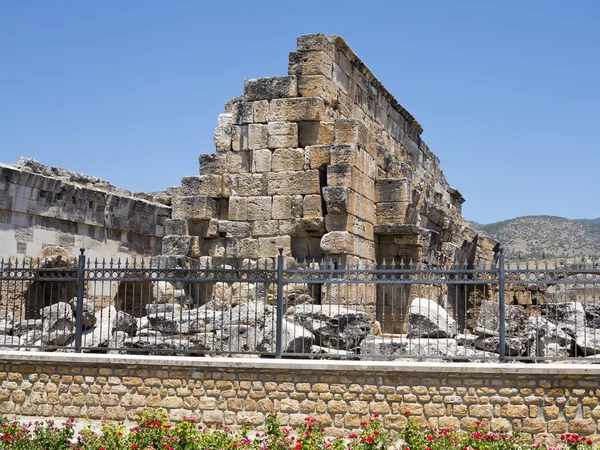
1, 248, 600, 362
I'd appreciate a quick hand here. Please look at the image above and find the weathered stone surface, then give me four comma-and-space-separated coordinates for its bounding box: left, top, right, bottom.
268, 122, 298, 149
575, 328, 600, 355
524, 316, 573, 358
165, 219, 188, 236
263, 319, 315, 354
148, 310, 213, 335
268, 98, 326, 122
408, 298, 457, 338
69, 297, 96, 329
172, 196, 217, 221
291, 304, 370, 351
244, 76, 298, 101
360, 336, 458, 361
162, 236, 200, 257
322, 187, 350, 213
40, 302, 75, 347
0, 311, 13, 334
476, 301, 526, 335
541, 302, 586, 334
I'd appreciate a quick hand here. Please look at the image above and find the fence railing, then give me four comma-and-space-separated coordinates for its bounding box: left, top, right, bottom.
1, 248, 600, 362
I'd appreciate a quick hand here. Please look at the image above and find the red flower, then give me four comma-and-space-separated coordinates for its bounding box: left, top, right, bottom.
404, 410, 411, 416
367, 436, 375, 443
295, 444, 302, 450
427, 435, 435, 441
472, 433, 482, 439
131, 445, 137, 449
349, 434, 358, 439
474, 421, 482, 426
2, 434, 9, 441
373, 413, 380, 418
588, 440, 593, 445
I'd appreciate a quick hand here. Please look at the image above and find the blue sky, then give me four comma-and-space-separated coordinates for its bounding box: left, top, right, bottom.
1, 1, 598, 224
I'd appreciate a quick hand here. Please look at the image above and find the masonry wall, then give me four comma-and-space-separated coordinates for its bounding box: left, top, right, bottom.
1, 353, 599, 440
0, 161, 171, 261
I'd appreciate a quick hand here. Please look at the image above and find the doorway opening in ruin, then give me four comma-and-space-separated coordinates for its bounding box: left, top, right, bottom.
23, 277, 78, 320
374, 233, 421, 335
114, 281, 157, 318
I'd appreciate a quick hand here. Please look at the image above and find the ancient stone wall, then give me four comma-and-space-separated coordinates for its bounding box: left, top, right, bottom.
0, 159, 171, 260
1, 353, 598, 440
164, 34, 496, 267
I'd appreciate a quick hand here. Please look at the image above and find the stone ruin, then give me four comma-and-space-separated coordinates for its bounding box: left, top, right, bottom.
161, 34, 498, 328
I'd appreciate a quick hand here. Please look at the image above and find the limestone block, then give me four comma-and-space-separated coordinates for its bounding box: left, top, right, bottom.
172, 196, 217, 221
329, 144, 360, 166
252, 220, 279, 237
298, 75, 337, 105
228, 197, 248, 221
269, 98, 326, 122
334, 119, 368, 147
299, 122, 334, 148
227, 173, 266, 196
267, 171, 321, 196
233, 102, 253, 125
165, 219, 188, 236
226, 152, 252, 174
238, 238, 259, 258
297, 34, 335, 55
204, 238, 226, 257
248, 124, 268, 150
376, 202, 411, 225
289, 51, 333, 77
272, 196, 292, 220
303, 195, 323, 218
376, 178, 411, 203
322, 186, 350, 213
253, 100, 269, 123
231, 125, 248, 151
279, 218, 326, 237
199, 154, 226, 175
271, 148, 304, 172
248, 196, 272, 221
325, 213, 373, 239
214, 114, 233, 153
217, 221, 251, 238
327, 164, 376, 201
162, 236, 200, 258
181, 175, 223, 198
267, 121, 298, 149
258, 236, 292, 257
225, 238, 239, 258
291, 195, 304, 218
244, 76, 298, 101
252, 149, 271, 173
305, 145, 331, 169
320, 231, 354, 255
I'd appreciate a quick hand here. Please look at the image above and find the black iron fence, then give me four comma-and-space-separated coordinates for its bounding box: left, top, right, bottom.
1, 248, 600, 362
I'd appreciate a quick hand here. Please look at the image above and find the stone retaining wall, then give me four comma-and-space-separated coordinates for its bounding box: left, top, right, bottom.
0, 352, 599, 439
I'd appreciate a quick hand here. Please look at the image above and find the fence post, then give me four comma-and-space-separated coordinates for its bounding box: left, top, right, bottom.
75, 248, 86, 353
497, 246, 506, 363
275, 247, 284, 358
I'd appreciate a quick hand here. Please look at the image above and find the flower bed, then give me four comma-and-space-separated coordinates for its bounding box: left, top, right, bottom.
0, 410, 595, 450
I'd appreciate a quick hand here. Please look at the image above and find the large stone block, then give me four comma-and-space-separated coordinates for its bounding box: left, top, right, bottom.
299, 122, 335, 147
231, 125, 249, 151
272, 195, 292, 220
305, 144, 331, 169
320, 231, 354, 255
162, 236, 200, 258
269, 98, 326, 122
226, 151, 252, 174
181, 175, 223, 198
271, 148, 304, 172
251, 220, 279, 237
303, 195, 323, 218
253, 100, 269, 123
225, 173, 266, 196
334, 119, 368, 147
267, 121, 298, 149
267, 171, 321, 196
204, 238, 226, 257
297, 34, 335, 55
165, 219, 188, 236
375, 178, 411, 203
172, 196, 217, 221
325, 213, 373, 239
298, 75, 337, 105
247, 196, 272, 221
213, 114, 233, 152
217, 221, 251, 238
289, 51, 333, 77
375, 202, 411, 225
228, 197, 248, 221
244, 76, 298, 101
248, 124, 268, 150
232, 102, 253, 125
329, 144, 360, 166
252, 149, 272, 173
322, 186, 350, 213
237, 238, 259, 258
198, 154, 226, 175
258, 236, 292, 257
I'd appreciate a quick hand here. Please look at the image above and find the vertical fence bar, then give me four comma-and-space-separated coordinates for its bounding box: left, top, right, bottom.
497, 246, 506, 363
75, 248, 86, 353
275, 248, 284, 358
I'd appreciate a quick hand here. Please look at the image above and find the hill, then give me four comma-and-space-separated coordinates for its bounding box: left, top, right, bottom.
472, 215, 600, 259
